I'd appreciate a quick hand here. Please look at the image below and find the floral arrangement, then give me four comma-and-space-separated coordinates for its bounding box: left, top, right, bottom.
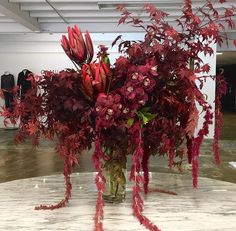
1, 0, 235, 230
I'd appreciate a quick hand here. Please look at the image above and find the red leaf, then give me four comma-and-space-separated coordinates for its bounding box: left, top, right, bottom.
189, 75, 197, 82
207, 2, 213, 10
201, 64, 211, 73
118, 16, 127, 25
225, 9, 234, 17
116, 4, 125, 11
233, 40, 236, 47
27, 121, 38, 135
226, 19, 235, 29
133, 18, 143, 25
218, 23, 225, 31
112, 35, 122, 47
65, 79, 73, 89
186, 105, 199, 137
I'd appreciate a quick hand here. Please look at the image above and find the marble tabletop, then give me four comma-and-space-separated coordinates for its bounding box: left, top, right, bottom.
0, 172, 235, 231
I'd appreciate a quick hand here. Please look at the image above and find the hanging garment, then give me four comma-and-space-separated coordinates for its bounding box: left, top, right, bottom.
1, 73, 15, 110
17, 69, 33, 123
17, 69, 32, 98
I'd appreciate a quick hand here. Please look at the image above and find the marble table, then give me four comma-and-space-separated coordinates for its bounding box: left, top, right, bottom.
0, 172, 236, 231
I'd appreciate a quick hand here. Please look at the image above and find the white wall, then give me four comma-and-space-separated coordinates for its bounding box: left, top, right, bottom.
0, 33, 216, 138
197, 43, 217, 138
0, 32, 145, 74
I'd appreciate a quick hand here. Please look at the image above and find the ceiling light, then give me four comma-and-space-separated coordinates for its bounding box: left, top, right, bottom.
216, 52, 223, 55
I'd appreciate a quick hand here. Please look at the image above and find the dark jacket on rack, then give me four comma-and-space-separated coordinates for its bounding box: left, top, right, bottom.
1, 73, 15, 91
1, 73, 15, 110
17, 69, 32, 98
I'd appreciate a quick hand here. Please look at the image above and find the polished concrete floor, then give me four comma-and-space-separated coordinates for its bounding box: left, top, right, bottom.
0, 112, 236, 184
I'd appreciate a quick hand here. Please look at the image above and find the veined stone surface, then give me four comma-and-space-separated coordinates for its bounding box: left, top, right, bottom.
0, 172, 236, 231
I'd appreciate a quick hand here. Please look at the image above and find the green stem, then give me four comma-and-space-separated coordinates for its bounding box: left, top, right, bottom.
115, 183, 119, 197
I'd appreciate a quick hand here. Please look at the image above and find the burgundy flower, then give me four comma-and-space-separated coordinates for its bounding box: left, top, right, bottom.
95, 93, 124, 128
120, 83, 136, 100
142, 77, 156, 92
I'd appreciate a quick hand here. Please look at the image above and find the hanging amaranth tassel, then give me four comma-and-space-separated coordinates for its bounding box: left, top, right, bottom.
92, 138, 106, 231
191, 107, 213, 188
129, 122, 161, 231
213, 71, 227, 165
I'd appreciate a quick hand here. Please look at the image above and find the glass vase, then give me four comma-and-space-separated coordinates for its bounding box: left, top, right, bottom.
102, 156, 126, 203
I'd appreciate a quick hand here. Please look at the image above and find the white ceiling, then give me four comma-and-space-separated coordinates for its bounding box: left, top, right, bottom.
0, 0, 235, 33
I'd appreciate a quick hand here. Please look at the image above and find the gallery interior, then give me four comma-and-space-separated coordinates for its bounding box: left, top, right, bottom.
0, 1, 236, 230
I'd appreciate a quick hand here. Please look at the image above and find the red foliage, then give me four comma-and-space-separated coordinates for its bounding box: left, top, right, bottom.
0, 1, 235, 230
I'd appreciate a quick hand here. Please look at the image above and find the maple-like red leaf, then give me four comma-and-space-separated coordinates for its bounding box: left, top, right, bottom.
116, 4, 125, 11
118, 16, 127, 25
193, 15, 201, 24
27, 121, 38, 135
218, 23, 225, 31
65, 79, 73, 89
203, 45, 214, 56
207, 2, 213, 10
201, 64, 211, 73
189, 75, 197, 82
3, 119, 9, 127
225, 9, 234, 17
215, 36, 224, 47
226, 19, 235, 29
132, 17, 143, 25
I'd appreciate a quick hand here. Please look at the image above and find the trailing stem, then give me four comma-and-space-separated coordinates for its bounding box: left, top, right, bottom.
213, 71, 227, 164
35, 154, 72, 210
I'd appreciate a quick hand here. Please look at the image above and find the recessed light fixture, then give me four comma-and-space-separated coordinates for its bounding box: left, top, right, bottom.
216, 52, 223, 55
